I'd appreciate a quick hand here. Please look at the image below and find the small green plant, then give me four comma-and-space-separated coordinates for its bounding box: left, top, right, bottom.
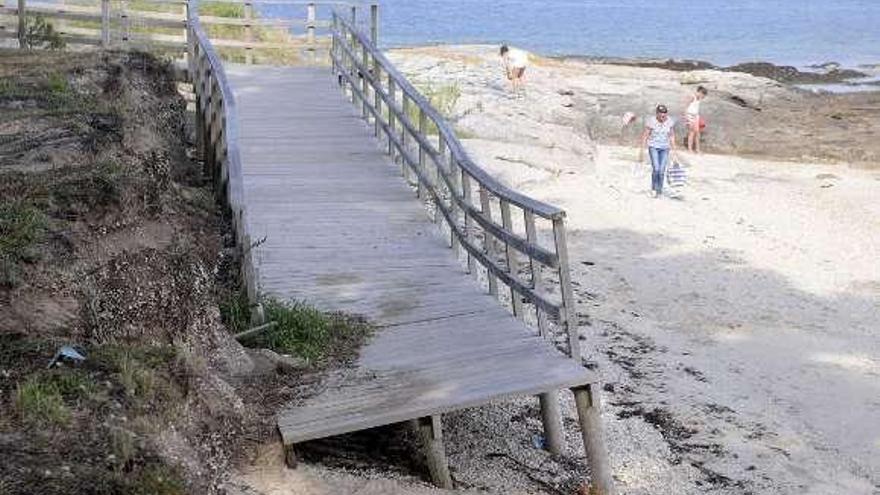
15, 376, 70, 426
116, 352, 157, 399
132, 463, 186, 495
24, 15, 66, 50
255, 299, 333, 362
454, 126, 478, 140
109, 427, 137, 472
423, 84, 461, 117
43, 368, 96, 400
0, 201, 47, 287
200, 1, 245, 18
242, 299, 372, 364
47, 72, 69, 94
0, 79, 18, 97
93, 345, 179, 410
220, 289, 251, 334
404, 83, 461, 135
50, 161, 127, 213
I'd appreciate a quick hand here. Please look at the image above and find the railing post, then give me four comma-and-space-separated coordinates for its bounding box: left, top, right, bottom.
387, 76, 396, 157
101, 0, 110, 48
181, 1, 187, 55
402, 95, 412, 184
348, 37, 359, 105
417, 109, 427, 200
448, 154, 461, 255
461, 170, 475, 273
361, 43, 369, 119
552, 216, 580, 360
307, 3, 316, 47
479, 187, 499, 297
370, 3, 378, 45
372, 65, 381, 137
330, 13, 337, 74
17, 0, 26, 49
244, 1, 254, 64
524, 211, 548, 337
435, 135, 446, 225
121, 0, 130, 46
500, 200, 523, 318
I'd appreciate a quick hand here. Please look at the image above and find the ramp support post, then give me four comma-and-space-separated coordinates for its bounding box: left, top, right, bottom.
278, 427, 298, 469
412, 415, 453, 489
572, 384, 615, 495
538, 391, 565, 455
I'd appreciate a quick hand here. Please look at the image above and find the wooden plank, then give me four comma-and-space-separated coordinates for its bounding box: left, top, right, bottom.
279, 362, 593, 444
221, 65, 593, 456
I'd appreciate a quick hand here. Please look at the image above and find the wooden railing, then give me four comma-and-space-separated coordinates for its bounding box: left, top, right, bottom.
1, 0, 346, 58
186, 0, 261, 318
330, 13, 582, 359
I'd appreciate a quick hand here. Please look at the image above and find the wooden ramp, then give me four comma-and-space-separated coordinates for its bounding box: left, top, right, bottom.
187, 5, 613, 490
227, 64, 596, 447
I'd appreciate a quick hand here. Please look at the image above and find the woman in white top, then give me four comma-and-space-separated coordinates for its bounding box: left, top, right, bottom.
685, 86, 708, 153
500, 45, 529, 95
640, 104, 678, 198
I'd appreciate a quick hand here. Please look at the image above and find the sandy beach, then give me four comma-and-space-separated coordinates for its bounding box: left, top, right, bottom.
390, 45, 880, 494
231, 47, 879, 494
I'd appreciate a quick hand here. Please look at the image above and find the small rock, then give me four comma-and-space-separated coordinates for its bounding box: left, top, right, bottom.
258, 349, 307, 372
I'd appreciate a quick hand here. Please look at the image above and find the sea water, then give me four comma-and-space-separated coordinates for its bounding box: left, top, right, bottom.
367, 0, 880, 69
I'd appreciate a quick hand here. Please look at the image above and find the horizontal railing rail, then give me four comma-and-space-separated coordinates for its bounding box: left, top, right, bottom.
330, 12, 580, 359
2, 0, 354, 55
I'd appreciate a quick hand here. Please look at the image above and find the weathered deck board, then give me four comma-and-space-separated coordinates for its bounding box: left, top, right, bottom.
226, 65, 596, 446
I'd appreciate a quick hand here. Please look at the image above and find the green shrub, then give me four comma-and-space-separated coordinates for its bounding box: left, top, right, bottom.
220, 289, 251, 334
241, 299, 372, 364
50, 161, 126, 212
47, 72, 69, 94
43, 368, 96, 400
15, 376, 70, 426
256, 299, 333, 362
200, 1, 245, 18
403, 83, 461, 135
132, 464, 186, 495
423, 83, 461, 117
24, 15, 66, 50
0, 201, 47, 287
92, 345, 180, 408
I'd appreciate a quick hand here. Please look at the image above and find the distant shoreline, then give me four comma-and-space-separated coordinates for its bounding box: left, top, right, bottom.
555, 54, 880, 86
384, 42, 880, 92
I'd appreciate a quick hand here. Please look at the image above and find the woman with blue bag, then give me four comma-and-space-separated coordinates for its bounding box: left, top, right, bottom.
639, 104, 678, 198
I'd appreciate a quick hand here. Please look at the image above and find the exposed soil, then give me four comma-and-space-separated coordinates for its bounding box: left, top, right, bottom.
0, 49, 363, 495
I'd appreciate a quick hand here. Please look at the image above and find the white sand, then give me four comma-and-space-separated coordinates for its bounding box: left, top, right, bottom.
233, 46, 880, 495
398, 45, 880, 493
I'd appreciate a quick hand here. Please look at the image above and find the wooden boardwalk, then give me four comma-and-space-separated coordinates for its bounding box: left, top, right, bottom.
188, 5, 613, 490
228, 64, 596, 441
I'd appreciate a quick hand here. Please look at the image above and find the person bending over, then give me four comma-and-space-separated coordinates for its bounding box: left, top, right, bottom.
500, 45, 529, 95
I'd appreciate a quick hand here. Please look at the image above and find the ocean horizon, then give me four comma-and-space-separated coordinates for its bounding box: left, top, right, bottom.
364, 0, 880, 70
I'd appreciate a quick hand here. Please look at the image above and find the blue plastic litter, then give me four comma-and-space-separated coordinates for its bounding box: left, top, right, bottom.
48, 345, 86, 368
531, 434, 546, 449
